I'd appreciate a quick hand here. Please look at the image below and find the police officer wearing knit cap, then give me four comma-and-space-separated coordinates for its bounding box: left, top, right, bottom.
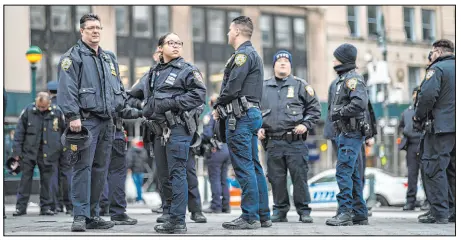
258, 50, 321, 223
325, 43, 369, 226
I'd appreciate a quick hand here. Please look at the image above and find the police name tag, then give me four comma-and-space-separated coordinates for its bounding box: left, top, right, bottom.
165, 73, 177, 85
287, 86, 295, 98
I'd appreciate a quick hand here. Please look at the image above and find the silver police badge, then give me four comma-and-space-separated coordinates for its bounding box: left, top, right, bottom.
61, 57, 72, 71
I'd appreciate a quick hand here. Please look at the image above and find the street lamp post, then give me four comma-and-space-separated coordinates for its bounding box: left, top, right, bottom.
25, 46, 43, 102
377, 13, 395, 174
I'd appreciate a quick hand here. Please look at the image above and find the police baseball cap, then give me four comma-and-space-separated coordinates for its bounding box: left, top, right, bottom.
61, 126, 93, 153
5, 157, 21, 175
47, 80, 58, 92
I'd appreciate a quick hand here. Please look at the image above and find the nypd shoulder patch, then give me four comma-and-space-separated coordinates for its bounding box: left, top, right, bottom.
193, 71, 203, 82
234, 54, 248, 67
305, 85, 315, 96
425, 69, 435, 80
346, 78, 358, 91
61, 57, 72, 71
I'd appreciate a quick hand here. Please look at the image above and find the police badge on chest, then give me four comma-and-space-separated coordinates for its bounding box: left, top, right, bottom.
165, 73, 177, 86
287, 86, 295, 98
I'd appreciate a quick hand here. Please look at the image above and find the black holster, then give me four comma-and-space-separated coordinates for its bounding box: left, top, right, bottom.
182, 110, 197, 136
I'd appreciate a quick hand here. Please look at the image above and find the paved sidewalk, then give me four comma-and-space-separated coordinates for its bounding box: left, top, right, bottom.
3, 205, 455, 236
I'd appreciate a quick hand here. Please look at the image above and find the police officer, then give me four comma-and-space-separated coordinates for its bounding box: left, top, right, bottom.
398, 87, 423, 211
325, 43, 369, 226
202, 94, 231, 214
57, 13, 122, 231
325, 74, 376, 220
213, 16, 271, 229
414, 39, 455, 224
127, 44, 208, 226
140, 32, 206, 234
47, 80, 73, 215
258, 50, 321, 223
98, 65, 144, 224
11, 92, 65, 217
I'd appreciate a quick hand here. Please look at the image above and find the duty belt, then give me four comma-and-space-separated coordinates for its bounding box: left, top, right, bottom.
266, 131, 303, 142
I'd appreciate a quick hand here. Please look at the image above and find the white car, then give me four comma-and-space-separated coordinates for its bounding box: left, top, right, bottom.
289, 167, 425, 208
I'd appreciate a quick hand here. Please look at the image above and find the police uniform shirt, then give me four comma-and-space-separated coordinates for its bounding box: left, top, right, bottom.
216, 41, 264, 106
261, 75, 321, 133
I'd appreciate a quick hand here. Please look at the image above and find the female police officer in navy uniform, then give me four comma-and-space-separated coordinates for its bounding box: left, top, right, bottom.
140, 33, 206, 234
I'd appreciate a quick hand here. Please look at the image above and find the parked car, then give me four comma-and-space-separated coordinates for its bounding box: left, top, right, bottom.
289, 167, 425, 208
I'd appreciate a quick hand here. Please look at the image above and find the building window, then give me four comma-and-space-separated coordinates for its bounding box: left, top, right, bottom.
228, 11, 241, 26
135, 58, 152, 85
293, 18, 306, 50
133, 6, 152, 38
30, 6, 46, 30
275, 16, 292, 49
192, 8, 205, 42
115, 6, 130, 36
347, 6, 359, 37
207, 9, 225, 43
367, 6, 382, 37
408, 67, 420, 99
118, 57, 130, 88
209, 62, 226, 95
260, 15, 273, 48
75, 6, 91, 31
422, 9, 435, 42
156, 6, 170, 37
403, 7, 415, 42
264, 65, 273, 80
36, 52, 47, 92
294, 67, 307, 80
51, 6, 71, 32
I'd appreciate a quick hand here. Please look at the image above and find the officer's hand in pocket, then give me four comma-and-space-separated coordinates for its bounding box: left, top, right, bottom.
257, 128, 266, 140
294, 124, 307, 135
70, 119, 82, 132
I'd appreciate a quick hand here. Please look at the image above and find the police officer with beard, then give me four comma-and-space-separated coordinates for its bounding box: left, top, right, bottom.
325, 43, 369, 226
414, 39, 455, 224
141, 33, 206, 234
258, 50, 321, 223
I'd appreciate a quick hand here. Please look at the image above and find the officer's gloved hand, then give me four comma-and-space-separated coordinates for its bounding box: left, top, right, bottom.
331, 108, 343, 121
413, 118, 424, 132
155, 98, 178, 114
